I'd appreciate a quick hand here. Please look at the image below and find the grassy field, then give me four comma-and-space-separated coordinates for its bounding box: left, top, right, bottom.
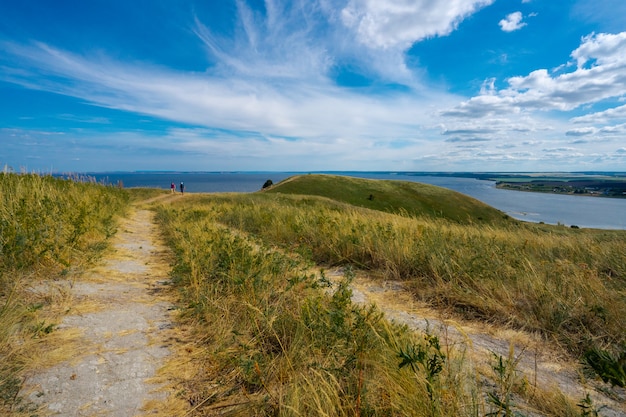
3, 173, 624, 415
155, 174, 626, 416
0, 173, 128, 414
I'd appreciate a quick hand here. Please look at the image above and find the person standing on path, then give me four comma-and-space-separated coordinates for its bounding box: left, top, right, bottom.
180, 182, 185, 194
170, 182, 176, 193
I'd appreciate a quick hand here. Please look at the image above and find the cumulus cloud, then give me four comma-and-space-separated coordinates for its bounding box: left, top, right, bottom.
571, 32, 626, 68
442, 31, 626, 117
570, 104, 626, 123
341, 0, 494, 49
599, 123, 626, 134
566, 127, 596, 136
499, 12, 526, 32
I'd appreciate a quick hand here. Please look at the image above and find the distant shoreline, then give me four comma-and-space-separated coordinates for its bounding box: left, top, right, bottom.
494, 177, 626, 199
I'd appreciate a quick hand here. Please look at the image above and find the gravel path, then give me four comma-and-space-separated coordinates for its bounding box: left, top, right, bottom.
21, 209, 174, 417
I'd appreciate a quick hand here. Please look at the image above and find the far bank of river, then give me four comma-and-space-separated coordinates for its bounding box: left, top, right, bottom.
89, 172, 626, 230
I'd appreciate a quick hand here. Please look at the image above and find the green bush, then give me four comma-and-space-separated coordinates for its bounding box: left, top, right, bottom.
584, 346, 626, 387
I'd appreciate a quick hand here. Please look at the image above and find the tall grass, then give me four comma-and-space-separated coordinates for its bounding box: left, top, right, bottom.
0, 173, 128, 270
157, 205, 490, 416
183, 193, 625, 358
0, 172, 128, 413
156, 192, 621, 416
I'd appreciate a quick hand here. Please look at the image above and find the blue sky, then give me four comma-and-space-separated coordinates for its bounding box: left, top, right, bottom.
1, 0, 626, 172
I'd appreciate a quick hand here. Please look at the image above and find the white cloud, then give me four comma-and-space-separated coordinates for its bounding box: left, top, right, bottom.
442, 32, 626, 117
4, 2, 626, 172
341, 0, 494, 49
193, 0, 426, 90
566, 127, 596, 136
0, 41, 447, 145
599, 123, 626, 134
570, 104, 626, 123
571, 32, 626, 68
499, 12, 526, 32
193, 2, 333, 81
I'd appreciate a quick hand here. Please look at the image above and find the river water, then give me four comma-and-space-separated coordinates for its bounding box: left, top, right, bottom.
89, 172, 626, 230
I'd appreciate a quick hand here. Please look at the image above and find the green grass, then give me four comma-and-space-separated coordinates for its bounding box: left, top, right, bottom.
265, 174, 511, 224
165, 192, 626, 356
0, 173, 128, 413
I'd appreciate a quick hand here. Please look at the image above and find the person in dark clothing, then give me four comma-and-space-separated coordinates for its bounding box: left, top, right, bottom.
180, 182, 185, 194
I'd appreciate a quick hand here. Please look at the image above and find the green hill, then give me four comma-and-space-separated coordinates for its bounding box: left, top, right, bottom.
264, 174, 509, 224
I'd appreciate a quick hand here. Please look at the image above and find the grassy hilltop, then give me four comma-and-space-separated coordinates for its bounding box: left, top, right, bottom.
264, 174, 509, 224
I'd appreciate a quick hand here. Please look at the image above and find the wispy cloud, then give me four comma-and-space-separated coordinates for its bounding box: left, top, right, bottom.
3, 0, 505, 148
3, 1, 626, 171
193, 1, 334, 81
0, 39, 449, 148
572, 0, 626, 32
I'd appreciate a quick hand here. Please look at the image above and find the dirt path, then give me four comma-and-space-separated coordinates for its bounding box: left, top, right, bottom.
22, 208, 175, 416
325, 268, 626, 417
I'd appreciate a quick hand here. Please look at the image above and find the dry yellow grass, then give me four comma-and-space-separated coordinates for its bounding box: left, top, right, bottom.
153, 191, 626, 416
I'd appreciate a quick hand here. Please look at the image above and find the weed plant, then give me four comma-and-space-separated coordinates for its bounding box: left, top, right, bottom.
0, 172, 128, 413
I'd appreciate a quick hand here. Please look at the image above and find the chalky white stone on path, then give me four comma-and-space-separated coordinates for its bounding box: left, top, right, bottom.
22, 209, 173, 417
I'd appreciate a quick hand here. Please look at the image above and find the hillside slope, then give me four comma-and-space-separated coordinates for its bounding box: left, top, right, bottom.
265, 174, 510, 224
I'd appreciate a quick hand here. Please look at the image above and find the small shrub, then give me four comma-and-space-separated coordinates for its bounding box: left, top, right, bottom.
577, 393, 606, 417
584, 346, 626, 387
485, 347, 525, 417
398, 333, 446, 411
